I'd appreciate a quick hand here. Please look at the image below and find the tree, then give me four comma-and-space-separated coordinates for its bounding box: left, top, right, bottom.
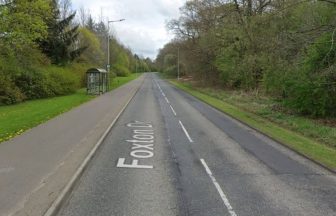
59, 0, 72, 20
0, 0, 51, 51
76, 27, 104, 65
86, 14, 95, 31
39, 0, 86, 65
78, 6, 88, 27
160, 0, 336, 116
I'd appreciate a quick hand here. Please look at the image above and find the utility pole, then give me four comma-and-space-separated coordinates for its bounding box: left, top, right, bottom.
107, 19, 125, 90
177, 47, 180, 80
136, 59, 138, 76
134, 54, 139, 77
107, 24, 110, 89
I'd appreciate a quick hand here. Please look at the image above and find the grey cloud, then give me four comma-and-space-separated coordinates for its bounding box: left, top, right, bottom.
72, 0, 185, 59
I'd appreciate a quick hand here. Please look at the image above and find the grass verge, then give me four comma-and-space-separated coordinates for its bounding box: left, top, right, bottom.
0, 74, 140, 143
170, 81, 336, 171
110, 73, 140, 90
0, 89, 93, 143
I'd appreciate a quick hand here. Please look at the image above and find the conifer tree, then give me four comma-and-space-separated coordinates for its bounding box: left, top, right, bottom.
39, 0, 86, 65
86, 15, 95, 32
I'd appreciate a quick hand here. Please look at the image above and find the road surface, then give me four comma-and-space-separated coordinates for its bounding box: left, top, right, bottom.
58, 73, 336, 216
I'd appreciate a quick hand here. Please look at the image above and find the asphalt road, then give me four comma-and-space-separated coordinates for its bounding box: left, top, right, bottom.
58, 73, 336, 216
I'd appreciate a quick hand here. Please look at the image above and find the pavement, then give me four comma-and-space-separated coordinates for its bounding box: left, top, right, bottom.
0, 74, 144, 216
58, 73, 336, 216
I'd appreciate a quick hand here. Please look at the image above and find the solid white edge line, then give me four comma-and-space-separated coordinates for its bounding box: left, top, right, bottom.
200, 159, 238, 216
178, 120, 193, 143
169, 105, 177, 116
44, 77, 144, 216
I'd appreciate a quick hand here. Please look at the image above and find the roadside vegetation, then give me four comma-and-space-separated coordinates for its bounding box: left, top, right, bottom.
157, 0, 336, 170
0, 75, 139, 143
0, 0, 154, 106
171, 81, 336, 170
0, 89, 92, 143
110, 73, 139, 90
185, 84, 336, 149
0, 0, 155, 142
157, 0, 336, 118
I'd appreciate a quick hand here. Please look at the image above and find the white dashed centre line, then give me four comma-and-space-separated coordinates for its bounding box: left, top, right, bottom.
164, 96, 170, 104
169, 105, 177, 116
155, 77, 236, 215
178, 120, 193, 143
200, 159, 238, 216
155, 79, 177, 116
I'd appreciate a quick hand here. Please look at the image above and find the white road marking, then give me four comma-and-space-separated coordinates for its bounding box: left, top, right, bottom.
153, 79, 161, 89
155, 79, 177, 116
179, 120, 193, 143
169, 104, 177, 116
164, 96, 170, 104
155, 81, 166, 101
117, 158, 153, 169
0, 167, 15, 174
117, 121, 155, 169
200, 159, 238, 216
157, 85, 163, 93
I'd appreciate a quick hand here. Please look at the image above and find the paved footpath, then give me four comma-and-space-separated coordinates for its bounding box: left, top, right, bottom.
0, 74, 144, 216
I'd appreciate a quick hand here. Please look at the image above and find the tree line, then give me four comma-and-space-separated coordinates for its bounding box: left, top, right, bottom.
156, 0, 336, 117
0, 0, 153, 105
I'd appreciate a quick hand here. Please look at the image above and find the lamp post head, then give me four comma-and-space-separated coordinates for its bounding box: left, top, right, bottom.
108, 19, 126, 23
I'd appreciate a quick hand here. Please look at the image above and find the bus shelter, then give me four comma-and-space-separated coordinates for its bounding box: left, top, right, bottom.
86, 68, 108, 95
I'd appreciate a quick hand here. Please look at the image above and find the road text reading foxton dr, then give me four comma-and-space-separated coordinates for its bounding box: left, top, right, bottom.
117, 121, 154, 169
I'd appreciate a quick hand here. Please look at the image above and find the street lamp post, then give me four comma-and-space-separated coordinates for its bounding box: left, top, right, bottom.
136, 60, 138, 75
134, 54, 139, 77
177, 47, 180, 80
107, 19, 125, 90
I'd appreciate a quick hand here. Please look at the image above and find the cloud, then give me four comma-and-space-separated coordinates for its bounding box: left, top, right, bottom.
71, 0, 185, 59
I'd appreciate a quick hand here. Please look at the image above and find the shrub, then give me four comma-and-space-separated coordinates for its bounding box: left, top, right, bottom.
283, 68, 336, 117
15, 70, 51, 99
113, 64, 130, 77
262, 57, 291, 98
15, 66, 79, 100
0, 56, 25, 105
69, 63, 90, 87
0, 72, 25, 105
283, 33, 336, 117
44, 66, 79, 95
164, 65, 177, 77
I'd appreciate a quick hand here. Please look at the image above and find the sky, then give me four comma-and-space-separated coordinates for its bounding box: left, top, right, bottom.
71, 0, 186, 59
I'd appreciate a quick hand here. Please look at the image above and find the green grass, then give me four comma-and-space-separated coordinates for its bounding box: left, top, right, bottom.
110, 73, 139, 90
0, 89, 93, 143
0, 74, 140, 143
193, 87, 336, 149
170, 81, 336, 171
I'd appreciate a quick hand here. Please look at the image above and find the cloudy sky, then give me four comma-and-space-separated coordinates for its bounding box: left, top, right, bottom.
71, 0, 186, 59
